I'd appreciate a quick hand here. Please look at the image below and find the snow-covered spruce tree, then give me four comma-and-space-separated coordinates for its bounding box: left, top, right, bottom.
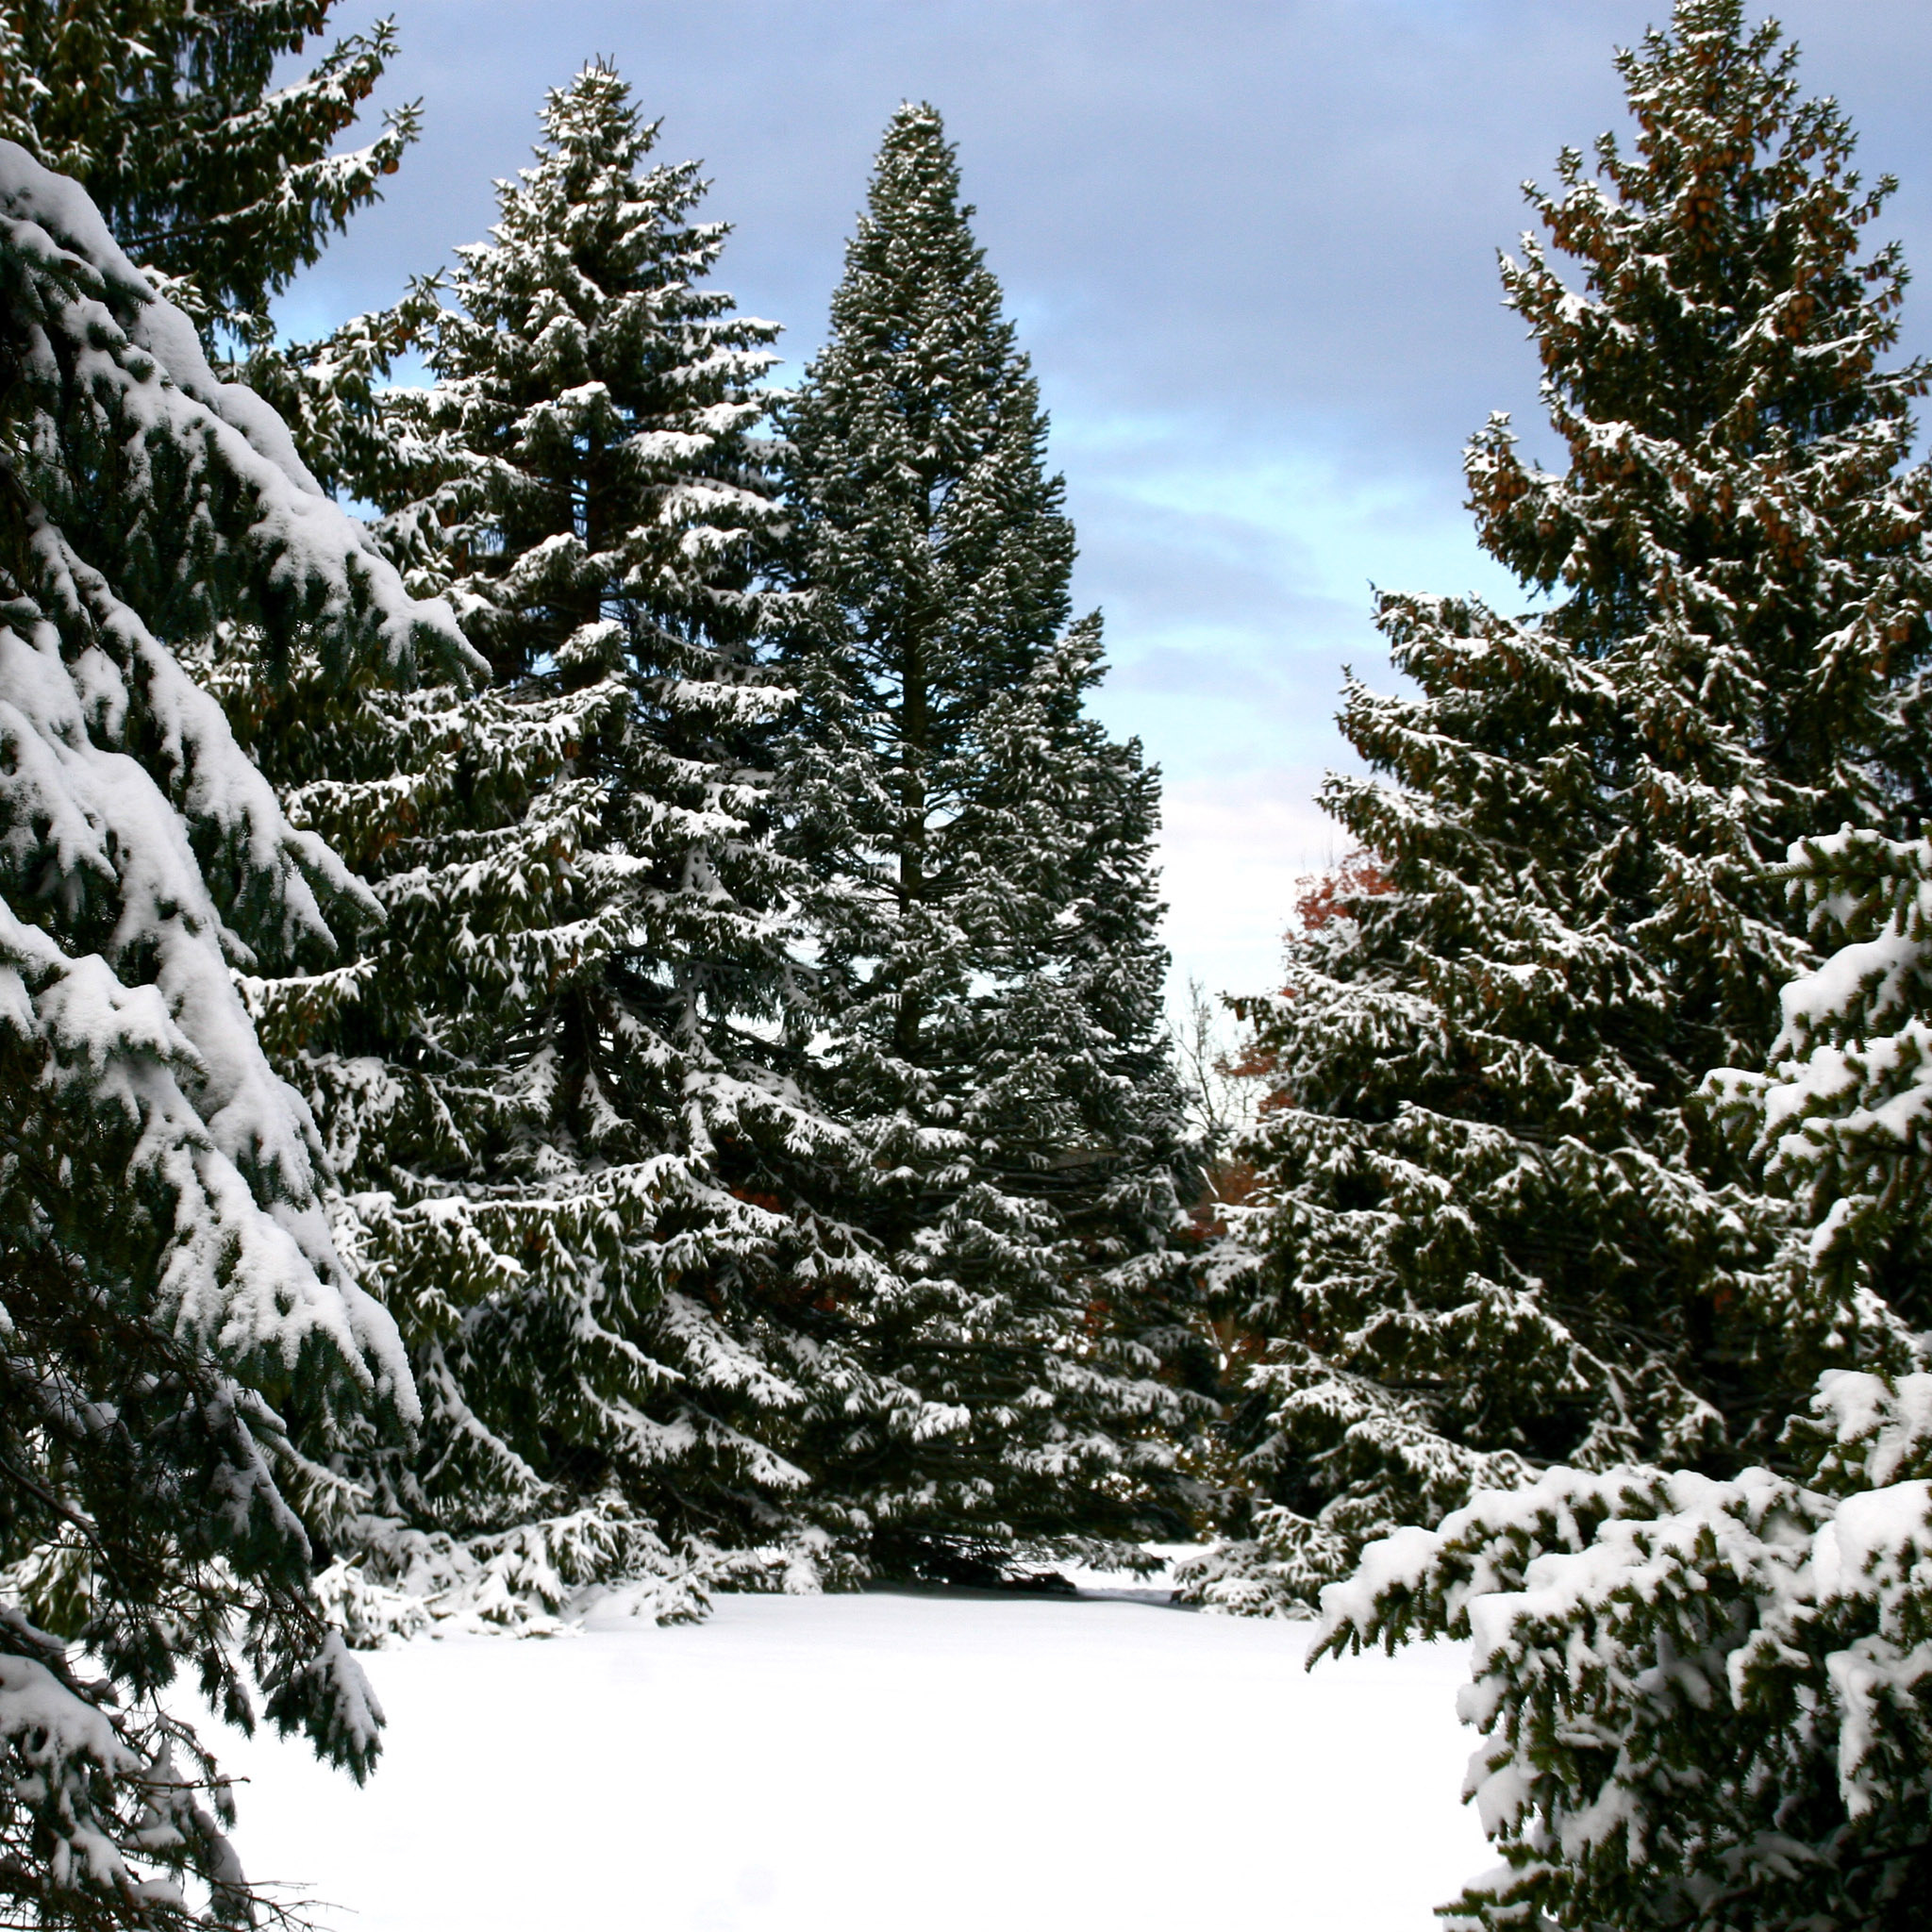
1183, 0, 1932, 1614
192, 636, 666, 1634
1313, 858, 1932, 1932
238, 63, 885, 1628
0, 143, 462, 1924
1315, 1373, 1932, 1932
775, 103, 1207, 1586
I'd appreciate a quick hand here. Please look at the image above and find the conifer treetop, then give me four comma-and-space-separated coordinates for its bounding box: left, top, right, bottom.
1468, 0, 1931, 838
789, 100, 1074, 672
1506, 0, 1917, 469
459, 61, 752, 341
389, 60, 780, 683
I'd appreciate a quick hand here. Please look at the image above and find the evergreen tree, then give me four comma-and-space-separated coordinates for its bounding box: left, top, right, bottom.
236, 63, 883, 1628
1317, 1369, 1932, 1932
1317, 848, 1932, 1932
0, 141, 460, 1925
0, 1, 417, 341
775, 103, 1206, 1586
1186, 0, 1932, 1612
194, 641, 673, 1633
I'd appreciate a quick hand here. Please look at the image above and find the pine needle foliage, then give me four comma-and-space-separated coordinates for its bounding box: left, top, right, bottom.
1317, 858, 1932, 1932
1317, 1372, 1932, 1932
0, 0, 419, 342
1193, 0, 1932, 1612
775, 103, 1207, 1586
1709, 825, 1932, 1345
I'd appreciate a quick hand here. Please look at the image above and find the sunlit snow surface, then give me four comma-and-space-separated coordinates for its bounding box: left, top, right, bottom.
220, 1586, 1486, 1932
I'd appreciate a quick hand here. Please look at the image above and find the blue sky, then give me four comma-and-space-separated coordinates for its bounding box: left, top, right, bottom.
284, 0, 1932, 1001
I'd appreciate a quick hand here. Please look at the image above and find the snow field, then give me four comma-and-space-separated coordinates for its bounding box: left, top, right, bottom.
218, 1590, 1487, 1932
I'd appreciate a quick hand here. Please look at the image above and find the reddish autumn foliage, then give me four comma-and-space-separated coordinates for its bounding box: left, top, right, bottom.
1292, 850, 1390, 934
1224, 852, 1392, 1118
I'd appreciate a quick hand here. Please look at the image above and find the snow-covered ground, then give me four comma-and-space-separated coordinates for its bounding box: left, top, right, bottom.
219, 1585, 1489, 1932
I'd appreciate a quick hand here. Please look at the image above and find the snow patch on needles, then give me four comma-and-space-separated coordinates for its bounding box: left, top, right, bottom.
1314, 1373, 1932, 1932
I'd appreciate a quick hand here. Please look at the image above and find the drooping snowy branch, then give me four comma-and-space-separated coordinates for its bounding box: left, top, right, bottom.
0, 136, 464, 1926
1315, 1373, 1932, 1932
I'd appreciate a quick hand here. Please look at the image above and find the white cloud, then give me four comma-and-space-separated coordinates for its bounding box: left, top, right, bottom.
1156, 766, 1357, 1001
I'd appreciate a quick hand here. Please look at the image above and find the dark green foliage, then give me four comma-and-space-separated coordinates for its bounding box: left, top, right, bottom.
238, 276, 444, 500
775, 103, 1207, 1585
1711, 825, 1932, 1342
1315, 1369, 1932, 1932
1, 138, 458, 1926
234, 65, 885, 1626
1192, 0, 1932, 1612
0, 0, 417, 341
1317, 839, 1932, 1931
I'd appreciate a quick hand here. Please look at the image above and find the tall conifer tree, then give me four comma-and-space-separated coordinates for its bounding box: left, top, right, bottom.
776, 104, 1205, 1585
1189, 0, 1932, 1611
237, 65, 883, 1626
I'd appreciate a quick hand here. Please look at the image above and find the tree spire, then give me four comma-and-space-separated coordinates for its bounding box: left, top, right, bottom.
776, 102, 1208, 1584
